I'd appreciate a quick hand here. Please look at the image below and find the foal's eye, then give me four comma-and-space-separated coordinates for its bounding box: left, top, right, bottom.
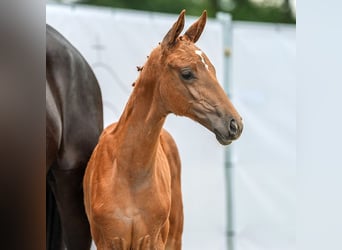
180, 69, 195, 81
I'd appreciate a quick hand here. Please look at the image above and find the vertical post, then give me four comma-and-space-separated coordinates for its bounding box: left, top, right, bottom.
217, 12, 234, 250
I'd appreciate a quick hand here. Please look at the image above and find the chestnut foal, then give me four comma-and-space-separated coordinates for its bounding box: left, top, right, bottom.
83, 10, 243, 250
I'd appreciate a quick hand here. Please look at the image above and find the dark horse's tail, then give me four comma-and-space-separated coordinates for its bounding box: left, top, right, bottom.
46, 171, 62, 250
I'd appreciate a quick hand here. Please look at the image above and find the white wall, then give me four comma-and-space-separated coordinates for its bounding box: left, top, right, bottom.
297, 1, 342, 250
231, 22, 296, 250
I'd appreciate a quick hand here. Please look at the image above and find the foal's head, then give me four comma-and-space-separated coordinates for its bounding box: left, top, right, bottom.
141, 10, 243, 145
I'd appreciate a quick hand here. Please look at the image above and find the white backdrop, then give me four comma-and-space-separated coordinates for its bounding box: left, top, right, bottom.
232, 23, 296, 250
46, 4, 296, 250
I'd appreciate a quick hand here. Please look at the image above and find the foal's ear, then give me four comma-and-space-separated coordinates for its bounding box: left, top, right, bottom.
161, 10, 185, 49
184, 10, 207, 43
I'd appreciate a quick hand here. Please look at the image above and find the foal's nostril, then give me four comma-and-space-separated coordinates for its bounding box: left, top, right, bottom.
229, 119, 238, 136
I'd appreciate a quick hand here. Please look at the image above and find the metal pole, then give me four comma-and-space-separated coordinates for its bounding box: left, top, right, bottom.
217, 12, 235, 250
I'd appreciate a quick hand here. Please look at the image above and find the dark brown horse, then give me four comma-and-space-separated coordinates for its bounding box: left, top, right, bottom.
46, 24, 103, 250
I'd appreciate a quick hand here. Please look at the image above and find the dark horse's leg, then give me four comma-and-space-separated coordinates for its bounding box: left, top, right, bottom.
47, 170, 63, 250
48, 164, 91, 250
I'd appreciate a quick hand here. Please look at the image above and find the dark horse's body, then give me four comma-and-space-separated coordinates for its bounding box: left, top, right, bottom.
46, 24, 103, 250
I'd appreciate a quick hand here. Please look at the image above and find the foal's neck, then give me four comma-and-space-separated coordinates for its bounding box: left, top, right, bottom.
114, 63, 167, 175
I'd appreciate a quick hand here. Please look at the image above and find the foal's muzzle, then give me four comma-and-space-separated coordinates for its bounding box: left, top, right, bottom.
214, 117, 243, 145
